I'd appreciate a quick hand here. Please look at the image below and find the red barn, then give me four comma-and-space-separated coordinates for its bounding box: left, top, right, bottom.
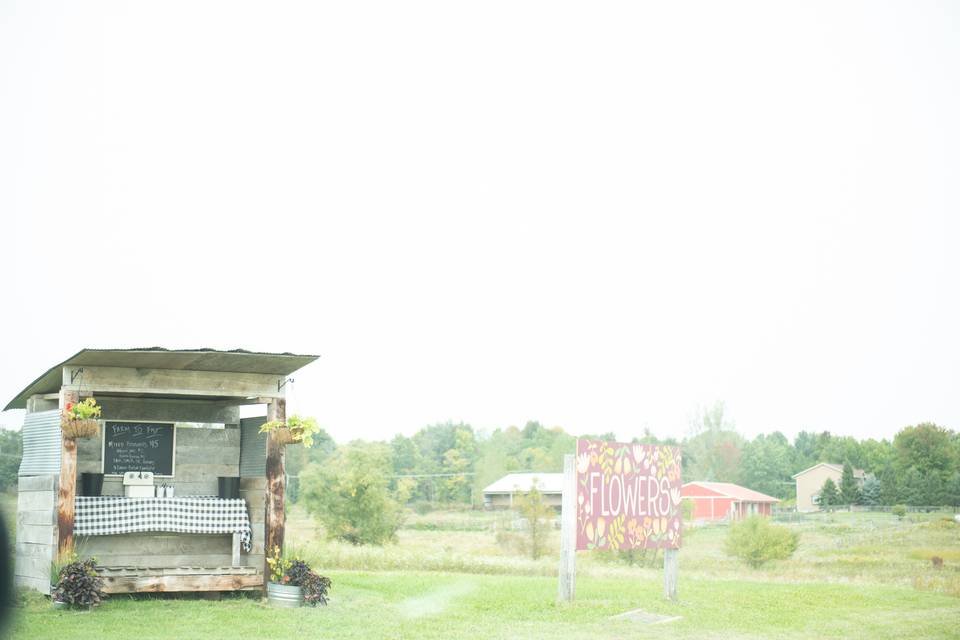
681, 481, 779, 522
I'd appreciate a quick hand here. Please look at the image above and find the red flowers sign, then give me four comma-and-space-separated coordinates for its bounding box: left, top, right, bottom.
575, 440, 682, 551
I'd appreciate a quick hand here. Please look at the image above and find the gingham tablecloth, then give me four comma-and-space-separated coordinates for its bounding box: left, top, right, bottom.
74, 496, 252, 552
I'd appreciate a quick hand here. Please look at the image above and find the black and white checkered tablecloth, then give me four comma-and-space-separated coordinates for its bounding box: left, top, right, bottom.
74, 497, 252, 552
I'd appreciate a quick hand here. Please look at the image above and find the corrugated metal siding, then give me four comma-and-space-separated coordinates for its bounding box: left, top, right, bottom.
18, 410, 61, 476
239, 416, 267, 477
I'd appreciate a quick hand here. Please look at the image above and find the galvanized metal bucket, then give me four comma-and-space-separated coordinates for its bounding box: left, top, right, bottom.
266, 582, 303, 608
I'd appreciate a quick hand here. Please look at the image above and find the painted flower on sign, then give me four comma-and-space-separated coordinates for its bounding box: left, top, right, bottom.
575, 439, 682, 551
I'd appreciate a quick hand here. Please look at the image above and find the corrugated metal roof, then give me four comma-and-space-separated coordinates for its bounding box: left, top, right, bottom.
682, 481, 780, 503
5, 348, 320, 410
483, 473, 564, 495
18, 410, 61, 475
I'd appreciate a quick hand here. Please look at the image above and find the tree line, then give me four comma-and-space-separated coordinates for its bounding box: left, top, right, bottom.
0, 401, 957, 510
285, 401, 960, 510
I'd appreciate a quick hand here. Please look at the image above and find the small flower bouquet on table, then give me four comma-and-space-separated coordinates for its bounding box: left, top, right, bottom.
61, 398, 102, 440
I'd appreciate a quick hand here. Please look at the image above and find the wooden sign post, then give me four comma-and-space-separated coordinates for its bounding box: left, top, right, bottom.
557, 453, 577, 602
559, 440, 682, 603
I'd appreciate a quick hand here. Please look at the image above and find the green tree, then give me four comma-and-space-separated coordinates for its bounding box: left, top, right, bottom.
685, 401, 744, 483
0, 429, 22, 492
513, 482, 554, 560
893, 423, 957, 478
741, 433, 795, 499
284, 426, 336, 503
879, 466, 900, 505
922, 472, 944, 506
839, 461, 860, 506
300, 442, 404, 545
944, 472, 960, 508
860, 477, 881, 506
899, 467, 925, 506
818, 478, 839, 511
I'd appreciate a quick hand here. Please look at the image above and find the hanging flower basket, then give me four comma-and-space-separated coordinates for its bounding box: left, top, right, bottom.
271, 426, 301, 446
61, 418, 100, 440
258, 415, 321, 447
61, 398, 102, 440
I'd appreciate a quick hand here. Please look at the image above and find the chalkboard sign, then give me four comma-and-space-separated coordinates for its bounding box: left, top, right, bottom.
102, 422, 175, 476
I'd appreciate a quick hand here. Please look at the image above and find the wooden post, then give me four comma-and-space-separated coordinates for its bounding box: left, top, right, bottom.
57, 389, 79, 558
664, 548, 679, 601
557, 453, 576, 602
263, 397, 286, 584
231, 533, 241, 567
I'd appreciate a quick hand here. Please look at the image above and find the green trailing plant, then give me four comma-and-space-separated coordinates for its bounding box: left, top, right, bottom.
259, 415, 323, 447
724, 515, 799, 568
52, 558, 105, 607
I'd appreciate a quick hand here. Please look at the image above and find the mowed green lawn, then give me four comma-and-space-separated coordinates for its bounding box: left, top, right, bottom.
5, 496, 960, 639
10, 570, 960, 640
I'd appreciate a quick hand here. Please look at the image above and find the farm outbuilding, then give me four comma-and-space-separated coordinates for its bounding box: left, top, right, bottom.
681, 481, 779, 522
792, 462, 866, 512
482, 473, 563, 510
9, 347, 317, 595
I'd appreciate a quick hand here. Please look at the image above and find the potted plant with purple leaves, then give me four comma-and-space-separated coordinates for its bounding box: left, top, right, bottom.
52, 557, 105, 610
265, 546, 331, 608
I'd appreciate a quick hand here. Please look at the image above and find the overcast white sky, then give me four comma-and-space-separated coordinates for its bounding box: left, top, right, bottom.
1, 1, 957, 444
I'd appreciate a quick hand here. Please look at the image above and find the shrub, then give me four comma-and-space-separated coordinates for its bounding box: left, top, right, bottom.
513, 484, 554, 560
892, 504, 907, 520
300, 442, 405, 545
52, 558, 104, 607
724, 516, 799, 568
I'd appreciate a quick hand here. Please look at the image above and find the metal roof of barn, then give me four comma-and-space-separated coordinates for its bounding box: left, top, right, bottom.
483, 472, 564, 495
682, 481, 780, 503
4, 348, 320, 410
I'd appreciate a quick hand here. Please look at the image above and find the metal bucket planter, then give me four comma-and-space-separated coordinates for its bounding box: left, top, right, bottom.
266, 582, 303, 608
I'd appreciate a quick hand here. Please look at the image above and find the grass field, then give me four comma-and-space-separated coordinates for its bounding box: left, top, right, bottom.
5, 496, 960, 639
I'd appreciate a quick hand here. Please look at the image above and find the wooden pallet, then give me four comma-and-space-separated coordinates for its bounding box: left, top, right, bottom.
98, 565, 263, 593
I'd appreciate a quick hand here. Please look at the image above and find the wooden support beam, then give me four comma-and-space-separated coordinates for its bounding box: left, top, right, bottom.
57, 389, 79, 558
61, 366, 284, 400
231, 533, 241, 567
101, 573, 263, 594
263, 397, 286, 585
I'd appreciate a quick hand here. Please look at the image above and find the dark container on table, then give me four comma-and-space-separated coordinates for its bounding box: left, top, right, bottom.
80, 473, 104, 497
218, 477, 240, 499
